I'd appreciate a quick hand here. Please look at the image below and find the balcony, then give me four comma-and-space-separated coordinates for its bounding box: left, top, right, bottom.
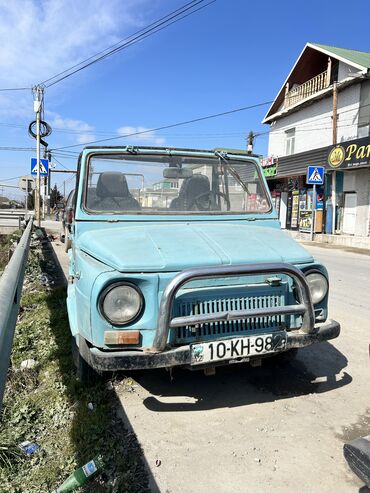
284, 69, 330, 109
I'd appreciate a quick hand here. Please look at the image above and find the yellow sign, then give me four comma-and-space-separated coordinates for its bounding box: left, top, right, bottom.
327, 137, 370, 169
328, 145, 345, 168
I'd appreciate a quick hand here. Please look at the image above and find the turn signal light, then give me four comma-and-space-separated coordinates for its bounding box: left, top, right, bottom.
104, 330, 140, 346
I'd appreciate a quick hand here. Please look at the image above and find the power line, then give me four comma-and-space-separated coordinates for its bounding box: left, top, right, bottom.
0, 147, 34, 152
41, 0, 203, 86
0, 100, 366, 140
0, 87, 30, 92
51, 100, 274, 150
41, 0, 215, 88
51, 150, 81, 158
0, 110, 364, 137
46, 102, 370, 150
0, 175, 23, 181
51, 156, 73, 172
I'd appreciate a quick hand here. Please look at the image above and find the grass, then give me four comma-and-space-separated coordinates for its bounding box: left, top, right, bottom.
0, 242, 149, 493
0, 231, 21, 270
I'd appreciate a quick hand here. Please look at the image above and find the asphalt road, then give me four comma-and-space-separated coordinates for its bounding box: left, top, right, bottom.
48, 228, 370, 493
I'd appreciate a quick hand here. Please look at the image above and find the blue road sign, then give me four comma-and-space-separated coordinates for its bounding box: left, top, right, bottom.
31, 158, 49, 176
307, 166, 324, 185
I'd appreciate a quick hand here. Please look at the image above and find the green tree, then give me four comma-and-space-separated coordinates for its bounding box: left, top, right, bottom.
50, 184, 63, 208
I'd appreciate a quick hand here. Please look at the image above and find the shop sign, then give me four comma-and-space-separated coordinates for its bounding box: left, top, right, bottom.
291, 191, 299, 229
260, 156, 278, 178
327, 136, 370, 170
299, 210, 312, 232
261, 156, 275, 167
262, 165, 277, 177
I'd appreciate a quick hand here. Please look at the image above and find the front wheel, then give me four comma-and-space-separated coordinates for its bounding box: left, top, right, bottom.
71, 335, 103, 386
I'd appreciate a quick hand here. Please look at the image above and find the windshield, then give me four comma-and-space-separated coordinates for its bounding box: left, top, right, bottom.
84, 153, 271, 215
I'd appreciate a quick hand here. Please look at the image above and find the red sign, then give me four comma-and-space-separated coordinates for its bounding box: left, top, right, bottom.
261, 156, 275, 168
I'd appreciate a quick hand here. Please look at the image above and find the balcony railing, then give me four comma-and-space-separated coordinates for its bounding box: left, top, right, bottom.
284, 70, 330, 109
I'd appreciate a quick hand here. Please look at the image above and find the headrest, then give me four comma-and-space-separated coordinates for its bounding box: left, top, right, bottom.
96, 172, 129, 198
179, 174, 210, 199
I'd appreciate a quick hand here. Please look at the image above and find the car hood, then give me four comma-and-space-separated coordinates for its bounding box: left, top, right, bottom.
78, 222, 313, 272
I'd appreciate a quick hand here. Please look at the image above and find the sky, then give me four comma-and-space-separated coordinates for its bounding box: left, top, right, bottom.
0, 0, 369, 199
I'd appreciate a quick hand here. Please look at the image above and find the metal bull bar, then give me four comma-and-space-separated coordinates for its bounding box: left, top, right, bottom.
152, 262, 315, 352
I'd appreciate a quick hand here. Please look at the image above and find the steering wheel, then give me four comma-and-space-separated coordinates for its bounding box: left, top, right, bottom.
188, 191, 230, 211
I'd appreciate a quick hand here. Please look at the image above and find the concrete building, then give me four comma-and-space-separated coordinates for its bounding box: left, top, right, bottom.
262, 43, 370, 242
139, 180, 180, 208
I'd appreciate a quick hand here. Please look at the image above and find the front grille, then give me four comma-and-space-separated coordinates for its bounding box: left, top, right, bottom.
174, 293, 285, 343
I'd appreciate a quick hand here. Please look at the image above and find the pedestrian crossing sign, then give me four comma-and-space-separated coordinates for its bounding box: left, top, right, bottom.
307, 166, 324, 185
31, 158, 49, 176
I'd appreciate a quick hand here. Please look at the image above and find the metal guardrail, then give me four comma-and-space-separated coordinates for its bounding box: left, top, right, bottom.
0, 219, 33, 413
0, 212, 26, 229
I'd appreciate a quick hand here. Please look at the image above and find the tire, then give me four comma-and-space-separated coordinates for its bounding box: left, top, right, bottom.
64, 226, 72, 252
71, 335, 103, 386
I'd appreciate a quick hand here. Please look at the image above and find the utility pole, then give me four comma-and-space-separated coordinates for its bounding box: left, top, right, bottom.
247, 131, 254, 154
42, 147, 48, 220
47, 151, 52, 217
331, 81, 338, 234
33, 85, 44, 227
332, 81, 338, 144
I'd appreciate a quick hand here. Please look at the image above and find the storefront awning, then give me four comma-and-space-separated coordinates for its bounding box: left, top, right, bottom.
267, 136, 370, 180
267, 146, 328, 179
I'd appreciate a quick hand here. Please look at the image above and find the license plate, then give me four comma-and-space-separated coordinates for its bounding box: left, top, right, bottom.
190, 332, 287, 365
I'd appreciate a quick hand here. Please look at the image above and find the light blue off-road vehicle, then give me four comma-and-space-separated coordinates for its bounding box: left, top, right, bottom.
66, 146, 340, 383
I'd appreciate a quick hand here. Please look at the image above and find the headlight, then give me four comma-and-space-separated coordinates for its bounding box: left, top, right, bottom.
306, 272, 328, 304
100, 282, 144, 325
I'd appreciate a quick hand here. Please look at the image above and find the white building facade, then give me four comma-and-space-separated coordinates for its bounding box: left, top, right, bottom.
262, 43, 370, 237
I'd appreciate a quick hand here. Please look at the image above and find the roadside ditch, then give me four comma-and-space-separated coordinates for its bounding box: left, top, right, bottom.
0, 230, 149, 493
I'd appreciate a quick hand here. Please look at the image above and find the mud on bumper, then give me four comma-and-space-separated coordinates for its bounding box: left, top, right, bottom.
89, 319, 340, 372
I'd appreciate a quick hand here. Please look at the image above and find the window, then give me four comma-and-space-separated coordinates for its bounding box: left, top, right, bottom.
285, 128, 295, 156
358, 124, 369, 139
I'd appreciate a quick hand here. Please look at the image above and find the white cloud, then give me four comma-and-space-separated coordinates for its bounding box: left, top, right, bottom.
0, 0, 149, 87
117, 126, 166, 146
0, 0, 168, 149
49, 113, 96, 144
46, 117, 167, 147
0, 0, 152, 117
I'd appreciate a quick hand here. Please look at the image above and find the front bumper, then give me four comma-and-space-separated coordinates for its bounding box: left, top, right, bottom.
89, 319, 340, 371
